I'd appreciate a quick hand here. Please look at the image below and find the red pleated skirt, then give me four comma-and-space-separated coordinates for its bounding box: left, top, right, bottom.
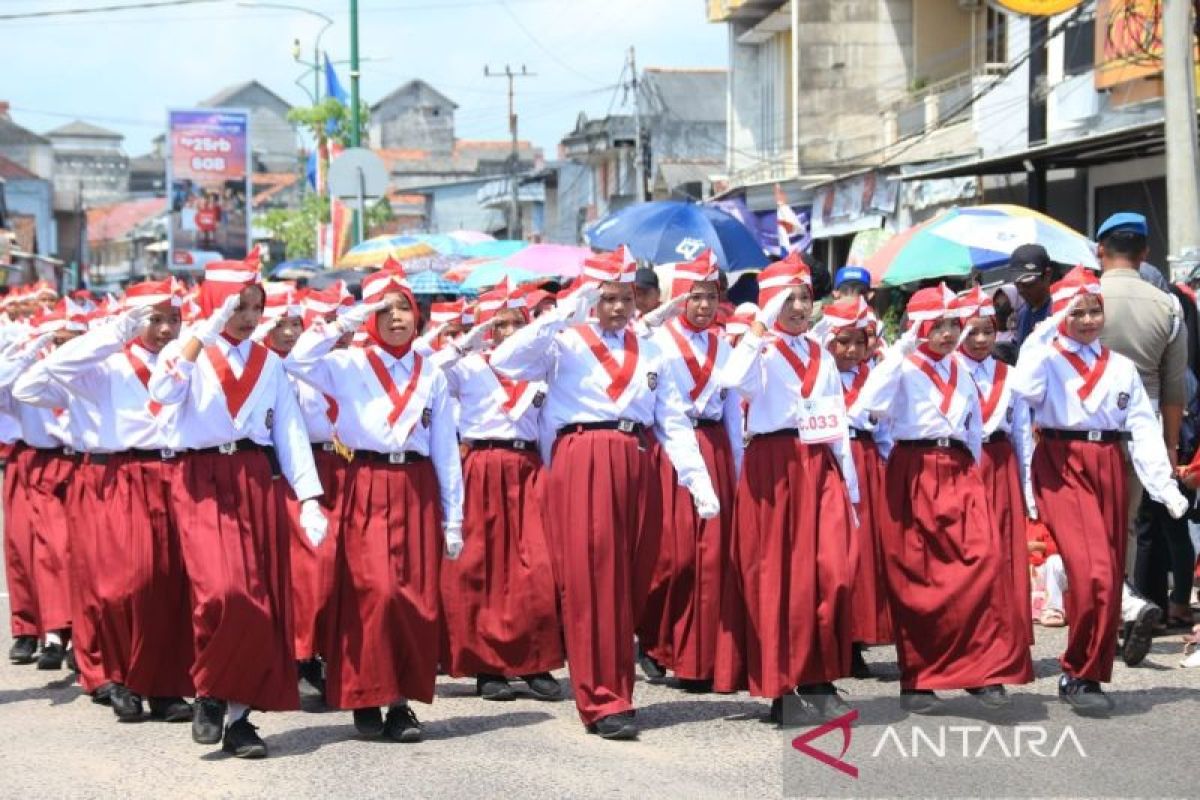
4, 444, 40, 637
325, 458, 443, 709
440, 447, 562, 677
848, 436, 894, 645
640, 424, 737, 680
980, 438, 1033, 647
1032, 439, 1127, 683
66, 460, 105, 691
713, 434, 855, 698
544, 429, 661, 726
882, 444, 1033, 690
84, 455, 195, 698
287, 447, 345, 661
24, 449, 75, 633
172, 449, 298, 711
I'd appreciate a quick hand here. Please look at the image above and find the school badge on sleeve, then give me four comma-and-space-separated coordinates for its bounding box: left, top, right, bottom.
1117, 392, 1130, 410
421, 407, 433, 428
532, 391, 546, 408
265, 408, 275, 429
647, 372, 658, 391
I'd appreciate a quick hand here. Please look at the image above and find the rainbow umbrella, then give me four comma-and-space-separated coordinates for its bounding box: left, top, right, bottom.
505, 243, 591, 277
407, 269, 475, 296
866, 204, 1098, 287
338, 235, 436, 269
461, 262, 539, 291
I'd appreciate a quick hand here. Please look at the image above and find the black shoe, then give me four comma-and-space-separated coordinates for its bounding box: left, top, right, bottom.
767, 698, 783, 724
851, 644, 874, 679
297, 658, 325, 695
91, 682, 115, 706
1058, 675, 1114, 716
900, 689, 944, 715
587, 711, 638, 740
36, 642, 65, 670
384, 704, 422, 743
353, 707, 385, 738
8, 636, 37, 665
676, 678, 713, 694
784, 683, 852, 724
637, 646, 666, 681
191, 697, 226, 745
966, 684, 1011, 709
148, 697, 192, 722
476, 674, 516, 701
110, 684, 144, 721
65, 647, 77, 673
520, 673, 563, 700
222, 715, 267, 759
1122, 603, 1161, 667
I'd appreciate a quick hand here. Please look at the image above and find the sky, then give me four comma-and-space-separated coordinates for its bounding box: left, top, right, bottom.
1, 0, 728, 158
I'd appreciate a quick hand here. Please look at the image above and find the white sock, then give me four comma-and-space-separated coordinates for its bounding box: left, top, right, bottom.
44, 631, 62, 646
226, 702, 249, 726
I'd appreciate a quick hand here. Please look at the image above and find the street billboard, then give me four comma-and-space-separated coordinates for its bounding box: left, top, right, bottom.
165, 108, 251, 271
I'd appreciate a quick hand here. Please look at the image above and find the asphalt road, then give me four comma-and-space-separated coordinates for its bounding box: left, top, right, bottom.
2, 562, 1198, 797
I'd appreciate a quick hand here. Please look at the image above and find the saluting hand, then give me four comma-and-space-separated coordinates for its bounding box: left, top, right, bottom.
115, 305, 155, 342
337, 299, 389, 335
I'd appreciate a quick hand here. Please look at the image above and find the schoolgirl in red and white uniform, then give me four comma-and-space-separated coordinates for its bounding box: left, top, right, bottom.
638, 251, 743, 691
821, 296, 893, 672
286, 263, 463, 743
856, 285, 1033, 714
14, 280, 194, 720
148, 259, 326, 759
490, 247, 719, 740
712, 253, 859, 724
435, 279, 564, 702
1010, 267, 1188, 714
953, 286, 1037, 647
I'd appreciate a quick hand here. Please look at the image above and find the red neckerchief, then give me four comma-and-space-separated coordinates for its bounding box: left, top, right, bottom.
972, 358, 1007, 423
124, 343, 163, 417
842, 362, 871, 408
575, 325, 639, 401
667, 320, 719, 402
1053, 339, 1110, 401
365, 347, 424, 426
205, 339, 269, 420
772, 335, 821, 398
907, 347, 958, 415
483, 354, 530, 414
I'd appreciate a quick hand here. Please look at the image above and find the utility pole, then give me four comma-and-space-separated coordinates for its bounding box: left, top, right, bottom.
1026, 16, 1049, 212
629, 46, 645, 203
484, 64, 535, 240
348, 0, 362, 245
1163, 0, 1200, 279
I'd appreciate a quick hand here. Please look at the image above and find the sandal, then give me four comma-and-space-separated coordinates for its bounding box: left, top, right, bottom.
1039, 609, 1066, 628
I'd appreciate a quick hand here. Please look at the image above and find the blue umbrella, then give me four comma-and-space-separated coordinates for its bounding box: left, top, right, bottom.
407, 269, 477, 297
269, 259, 320, 280
585, 201, 769, 271
460, 239, 527, 260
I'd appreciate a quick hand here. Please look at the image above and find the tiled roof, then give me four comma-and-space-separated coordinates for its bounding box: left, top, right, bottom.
0, 154, 39, 180
86, 197, 167, 244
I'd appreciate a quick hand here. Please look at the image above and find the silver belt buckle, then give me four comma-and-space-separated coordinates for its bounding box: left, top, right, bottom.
322, 442, 336, 452
388, 451, 408, 464
512, 440, 528, 451
848, 428, 859, 439
62, 446, 75, 456
1087, 430, 1102, 442
160, 448, 176, 460
936, 437, 950, 448
617, 418, 636, 433
218, 441, 238, 455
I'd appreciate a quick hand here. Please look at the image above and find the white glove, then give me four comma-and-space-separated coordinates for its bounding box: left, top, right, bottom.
691, 485, 720, 520
337, 300, 389, 335
191, 293, 241, 348
552, 283, 602, 325
414, 322, 450, 354
754, 290, 791, 329
895, 324, 921, 357
24, 332, 55, 359
1029, 296, 1075, 349
641, 293, 689, 329
452, 318, 495, 354
299, 498, 328, 547
114, 306, 155, 342
444, 522, 464, 560
1166, 490, 1190, 520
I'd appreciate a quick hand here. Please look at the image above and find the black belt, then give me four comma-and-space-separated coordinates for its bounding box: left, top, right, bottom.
981, 431, 1009, 445
88, 448, 179, 465
849, 428, 874, 442
557, 420, 645, 438
896, 438, 970, 453
352, 450, 429, 464
1040, 428, 1131, 443
32, 445, 79, 459
691, 418, 722, 429
466, 439, 538, 452
191, 439, 280, 476
753, 428, 800, 440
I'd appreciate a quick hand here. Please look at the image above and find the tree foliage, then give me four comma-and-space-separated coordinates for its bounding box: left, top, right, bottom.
287, 98, 369, 147
259, 193, 394, 262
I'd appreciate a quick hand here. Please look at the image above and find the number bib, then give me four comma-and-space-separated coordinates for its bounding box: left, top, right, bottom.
797, 395, 848, 444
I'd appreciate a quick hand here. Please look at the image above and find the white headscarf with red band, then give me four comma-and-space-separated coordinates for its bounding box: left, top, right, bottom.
476, 277, 528, 324
302, 283, 353, 326
360, 258, 413, 304
950, 285, 996, 321
581, 245, 637, 284
124, 278, 183, 309
905, 282, 964, 339
756, 251, 812, 305
198, 250, 263, 318
1051, 266, 1102, 314
823, 296, 872, 330
262, 281, 303, 320
668, 249, 720, 299
33, 298, 89, 334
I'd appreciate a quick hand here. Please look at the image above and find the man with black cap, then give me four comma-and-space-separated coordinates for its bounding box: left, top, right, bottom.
634, 267, 662, 317
1096, 211, 1193, 648
1010, 243, 1055, 348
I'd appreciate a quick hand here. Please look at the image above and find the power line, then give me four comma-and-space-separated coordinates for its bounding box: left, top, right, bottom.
496, 0, 609, 86
0, 0, 220, 21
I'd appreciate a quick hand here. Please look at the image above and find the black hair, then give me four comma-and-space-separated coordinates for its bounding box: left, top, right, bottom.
1101, 230, 1148, 258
